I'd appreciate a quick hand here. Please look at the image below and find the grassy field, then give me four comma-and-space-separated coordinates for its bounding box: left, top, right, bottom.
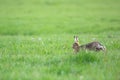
0, 0, 120, 80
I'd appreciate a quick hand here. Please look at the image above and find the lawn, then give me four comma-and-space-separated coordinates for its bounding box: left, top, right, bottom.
0, 0, 120, 80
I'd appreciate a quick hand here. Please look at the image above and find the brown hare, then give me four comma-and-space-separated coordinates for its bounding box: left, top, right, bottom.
72, 36, 106, 53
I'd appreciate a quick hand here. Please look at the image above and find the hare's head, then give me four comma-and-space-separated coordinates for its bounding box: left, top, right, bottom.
73, 36, 80, 53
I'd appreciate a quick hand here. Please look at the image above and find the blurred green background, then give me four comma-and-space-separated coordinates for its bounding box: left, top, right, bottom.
0, 0, 119, 35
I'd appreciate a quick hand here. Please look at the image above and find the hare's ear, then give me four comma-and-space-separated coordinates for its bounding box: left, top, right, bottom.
74, 36, 79, 42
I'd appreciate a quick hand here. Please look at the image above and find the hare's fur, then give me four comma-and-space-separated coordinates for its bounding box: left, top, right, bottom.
80, 41, 106, 51
72, 36, 106, 53
72, 36, 80, 52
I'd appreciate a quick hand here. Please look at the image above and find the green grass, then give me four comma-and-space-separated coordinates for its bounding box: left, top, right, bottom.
0, 0, 120, 80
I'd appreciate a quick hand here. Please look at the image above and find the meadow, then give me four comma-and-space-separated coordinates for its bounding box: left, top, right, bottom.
0, 0, 120, 80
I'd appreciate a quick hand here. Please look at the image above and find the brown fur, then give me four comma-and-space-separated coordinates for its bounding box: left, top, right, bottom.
72, 42, 80, 52
72, 36, 106, 53
72, 36, 80, 53
80, 41, 106, 51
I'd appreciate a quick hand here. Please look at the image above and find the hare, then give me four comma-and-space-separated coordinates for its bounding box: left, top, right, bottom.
72, 36, 106, 53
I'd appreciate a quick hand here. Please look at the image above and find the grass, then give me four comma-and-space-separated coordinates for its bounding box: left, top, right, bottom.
0, 0, 120, 80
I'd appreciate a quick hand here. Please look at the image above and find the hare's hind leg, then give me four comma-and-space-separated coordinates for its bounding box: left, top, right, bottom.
95, 45, 106, 54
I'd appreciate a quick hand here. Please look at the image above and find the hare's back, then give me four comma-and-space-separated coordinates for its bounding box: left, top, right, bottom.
86, 42, 102, 48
